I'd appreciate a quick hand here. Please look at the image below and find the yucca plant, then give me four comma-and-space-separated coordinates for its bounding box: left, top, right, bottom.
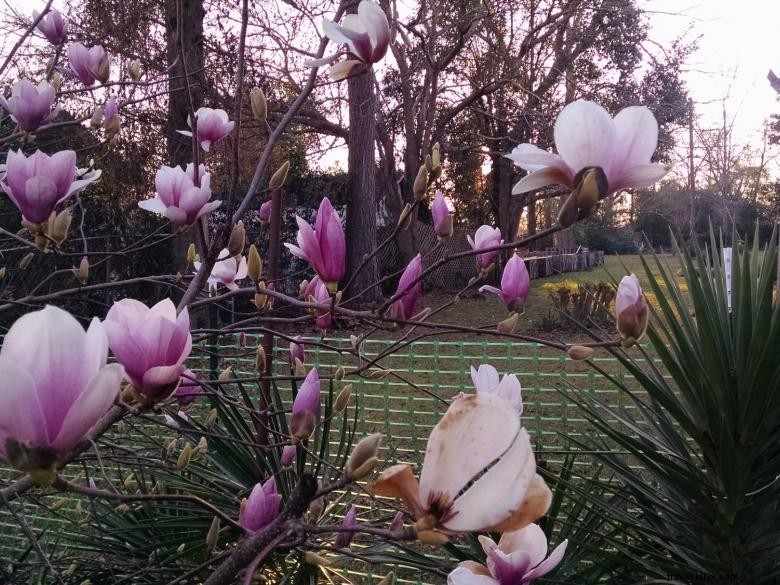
565, 228, 780, 584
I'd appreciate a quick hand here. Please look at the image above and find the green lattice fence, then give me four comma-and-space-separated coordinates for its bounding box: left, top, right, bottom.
0, 338, 651, 583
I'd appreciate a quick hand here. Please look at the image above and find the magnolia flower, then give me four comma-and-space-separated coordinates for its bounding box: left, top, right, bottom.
290, 368, 321, 441
33, 9, 67, 45
371, 393, 551, 533
0, 306, 124, 468
194, 249, 248, 292
175, 369, 199, 409
335, 506, 358, 548
104, 298, 192, 399
432, 190, 453, 239
388, 254, 422, 321
309, 0, 390, 80
1, 149, 101, 224
304, 276, 333, 329
286, 197, 346, 287
467, 226, 503, 271
258, 199, 272, 223
289, 337, 305, 365
470, 364, 523, 413
448, 523, 567, 585
239, 478, 281, 532
280, 444, 296, 467
139, 163, 220, 226
508, 100, 667, 226
480, 254, 530, 312
616, 274, 648, 342
68, 42, 110, 85
0, 79, 58, 133
179, 107, 234, 152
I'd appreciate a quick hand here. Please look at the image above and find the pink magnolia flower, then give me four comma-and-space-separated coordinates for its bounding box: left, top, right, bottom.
480, 254, 530, 312
33, 9, 67, 45
0, 79, 58, 133
371, 393, 551, 533
138, 163, 220, 226
285, 197, 346, 287
508, 101, 667, 227
470, 364, 523, 414
467, 225, 503, 271
290, 368, 321, 441
304, 276, 333, 329
1, 149, 101, 224
175, 369, 199, 408
194, 249, 248, 292
239, 478, 281, 532
258, 199, 272, 223
289, 336, 305, 365
0, 306, 124, 464
388, 254, 422, 320
448, 523, 567, 585
432, 190, 453, 239
616, 273, 648, 342
280, 444, 296, 467
309, 0, 390, 80
68, 43, 110, 85
104, 298, 192, 399
335, 505, 358, 548
179, 107, 235, 152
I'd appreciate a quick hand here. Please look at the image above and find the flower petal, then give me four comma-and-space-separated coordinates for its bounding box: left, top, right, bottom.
447, 566, 497, 585
0, 357, 49, 457
610, 163, 668, 193
610, 106, 658, 175
524, 539, 568, 581
506, 144, 566, 173
511, 166, 572, 194
554, 100, 616, 173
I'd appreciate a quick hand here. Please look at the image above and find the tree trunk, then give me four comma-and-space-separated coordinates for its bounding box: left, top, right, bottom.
345, 69, 381, 304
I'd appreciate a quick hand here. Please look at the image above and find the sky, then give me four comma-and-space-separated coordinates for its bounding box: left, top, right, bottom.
644, 0, 779, 149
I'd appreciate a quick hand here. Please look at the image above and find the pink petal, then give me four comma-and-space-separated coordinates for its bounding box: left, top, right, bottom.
446, 567, 498, 585
506, 144, 566, 173
610, 106, 659, 177
0, 357, 49, 457
610, 163, 668, 193
497, 523, 548, 566
524, 539, 568, 581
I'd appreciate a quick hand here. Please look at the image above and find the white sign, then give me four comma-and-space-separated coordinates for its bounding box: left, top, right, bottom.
723, 247, 732, 311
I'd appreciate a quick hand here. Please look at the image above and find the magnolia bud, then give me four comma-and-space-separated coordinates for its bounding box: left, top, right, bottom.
376, 572, 395, 585
73, 256, 89, 284
176, 442, 192, 470
218, 367, 233, 382
304, 552, 331, 567
250, 87, 267, 122
129, 59, 142, 81
497, 312, 520, 334
247, 244, 263, 281
346, 433, 382, 479
334, 367, 345, 381
96, 57, 111, 84
397, 203, 412, 230
417, 530, 449, 545
195, 436, 208, 456
431, 142, 441, 168
424, 154, 433, 172
567, 345, 594, 361
0, 267, 6, 279
19, 252, 34, 269
186, 243, 197, 264
204, 408, 218, 428
48, 209, 72, 245
90, 106, 104, 129
176, 543, 186, 554
413, 165, 428, 200
114, 503, 129, 514
227, 221, 245, 257
369, 369, 390, 380
334, 384, 351, 412
123, 473, 137, 491
206, 516, 220, 552
294, 357, 306, 379
255, 346, 266, 373
269, 161, 290, 191
51, 71, 62, 91
166, 438, 177, 457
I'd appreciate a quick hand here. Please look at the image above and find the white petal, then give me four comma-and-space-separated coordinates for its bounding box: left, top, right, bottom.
524, 539, 568, 581
138, 197, 168, 214
470, 364, 499, 392
554, 100, 616, 173
419, 393, 520, 509
498, 523, 548, 566
610, 163, 668, 193
610, 106, 659, 173
444, 427, 536, 532
447, 567, 498, 585
506, 144, 565, 172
